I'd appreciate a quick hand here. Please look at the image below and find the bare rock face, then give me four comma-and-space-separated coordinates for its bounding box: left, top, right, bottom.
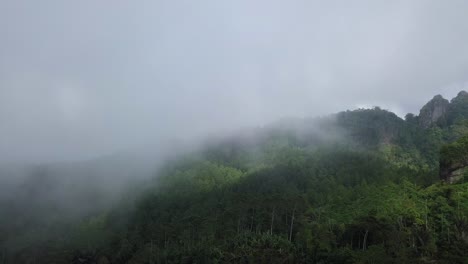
440, 135, 468, 183
448, 167, 468, 183
440, 164, 468, 184
418, 95, 450, 128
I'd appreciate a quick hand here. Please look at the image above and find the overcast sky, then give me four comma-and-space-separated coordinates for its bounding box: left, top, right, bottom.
1, 0, 468, 163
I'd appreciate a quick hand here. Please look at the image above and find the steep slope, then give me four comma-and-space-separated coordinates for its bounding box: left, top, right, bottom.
447, 91, 468, 125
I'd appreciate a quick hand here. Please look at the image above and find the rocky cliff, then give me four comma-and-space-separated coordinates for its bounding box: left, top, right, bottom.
418, 95, 450, 128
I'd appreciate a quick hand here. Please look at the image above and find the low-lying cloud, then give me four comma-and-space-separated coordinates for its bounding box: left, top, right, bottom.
1, 0, 468, 163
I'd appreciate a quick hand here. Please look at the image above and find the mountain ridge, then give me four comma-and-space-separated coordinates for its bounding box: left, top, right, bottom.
1, 91, 468, 263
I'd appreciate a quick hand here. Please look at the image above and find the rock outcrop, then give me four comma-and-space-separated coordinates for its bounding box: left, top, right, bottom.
440, 134, 468, 183
440, 163, 468, 184
418, 95, 450, 128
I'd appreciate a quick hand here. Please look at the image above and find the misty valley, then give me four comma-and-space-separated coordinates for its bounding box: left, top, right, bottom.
1, 92, 468, 263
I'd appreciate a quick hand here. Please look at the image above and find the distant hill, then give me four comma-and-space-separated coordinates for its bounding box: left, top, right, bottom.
1, 91, 468, 263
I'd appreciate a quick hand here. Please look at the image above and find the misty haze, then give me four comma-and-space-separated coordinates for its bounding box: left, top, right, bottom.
1, 1, 468, 263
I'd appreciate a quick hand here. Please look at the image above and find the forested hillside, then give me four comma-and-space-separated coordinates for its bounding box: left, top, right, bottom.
1, 92, 468, 263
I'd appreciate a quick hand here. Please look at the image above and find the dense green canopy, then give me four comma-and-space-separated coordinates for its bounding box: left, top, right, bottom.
2, 93, 468, 263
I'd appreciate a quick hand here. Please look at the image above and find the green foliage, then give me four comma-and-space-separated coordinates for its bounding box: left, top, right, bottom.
157, 160, 244, 194
447, 91, 468, 126
440, 134, 468, 166
3, 92, 468, 263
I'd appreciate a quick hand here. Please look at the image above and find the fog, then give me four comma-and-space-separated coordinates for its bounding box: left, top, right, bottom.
1, 0, 468, 163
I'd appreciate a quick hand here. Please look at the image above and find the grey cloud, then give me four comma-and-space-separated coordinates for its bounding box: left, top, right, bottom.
1, 0, 468, 163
